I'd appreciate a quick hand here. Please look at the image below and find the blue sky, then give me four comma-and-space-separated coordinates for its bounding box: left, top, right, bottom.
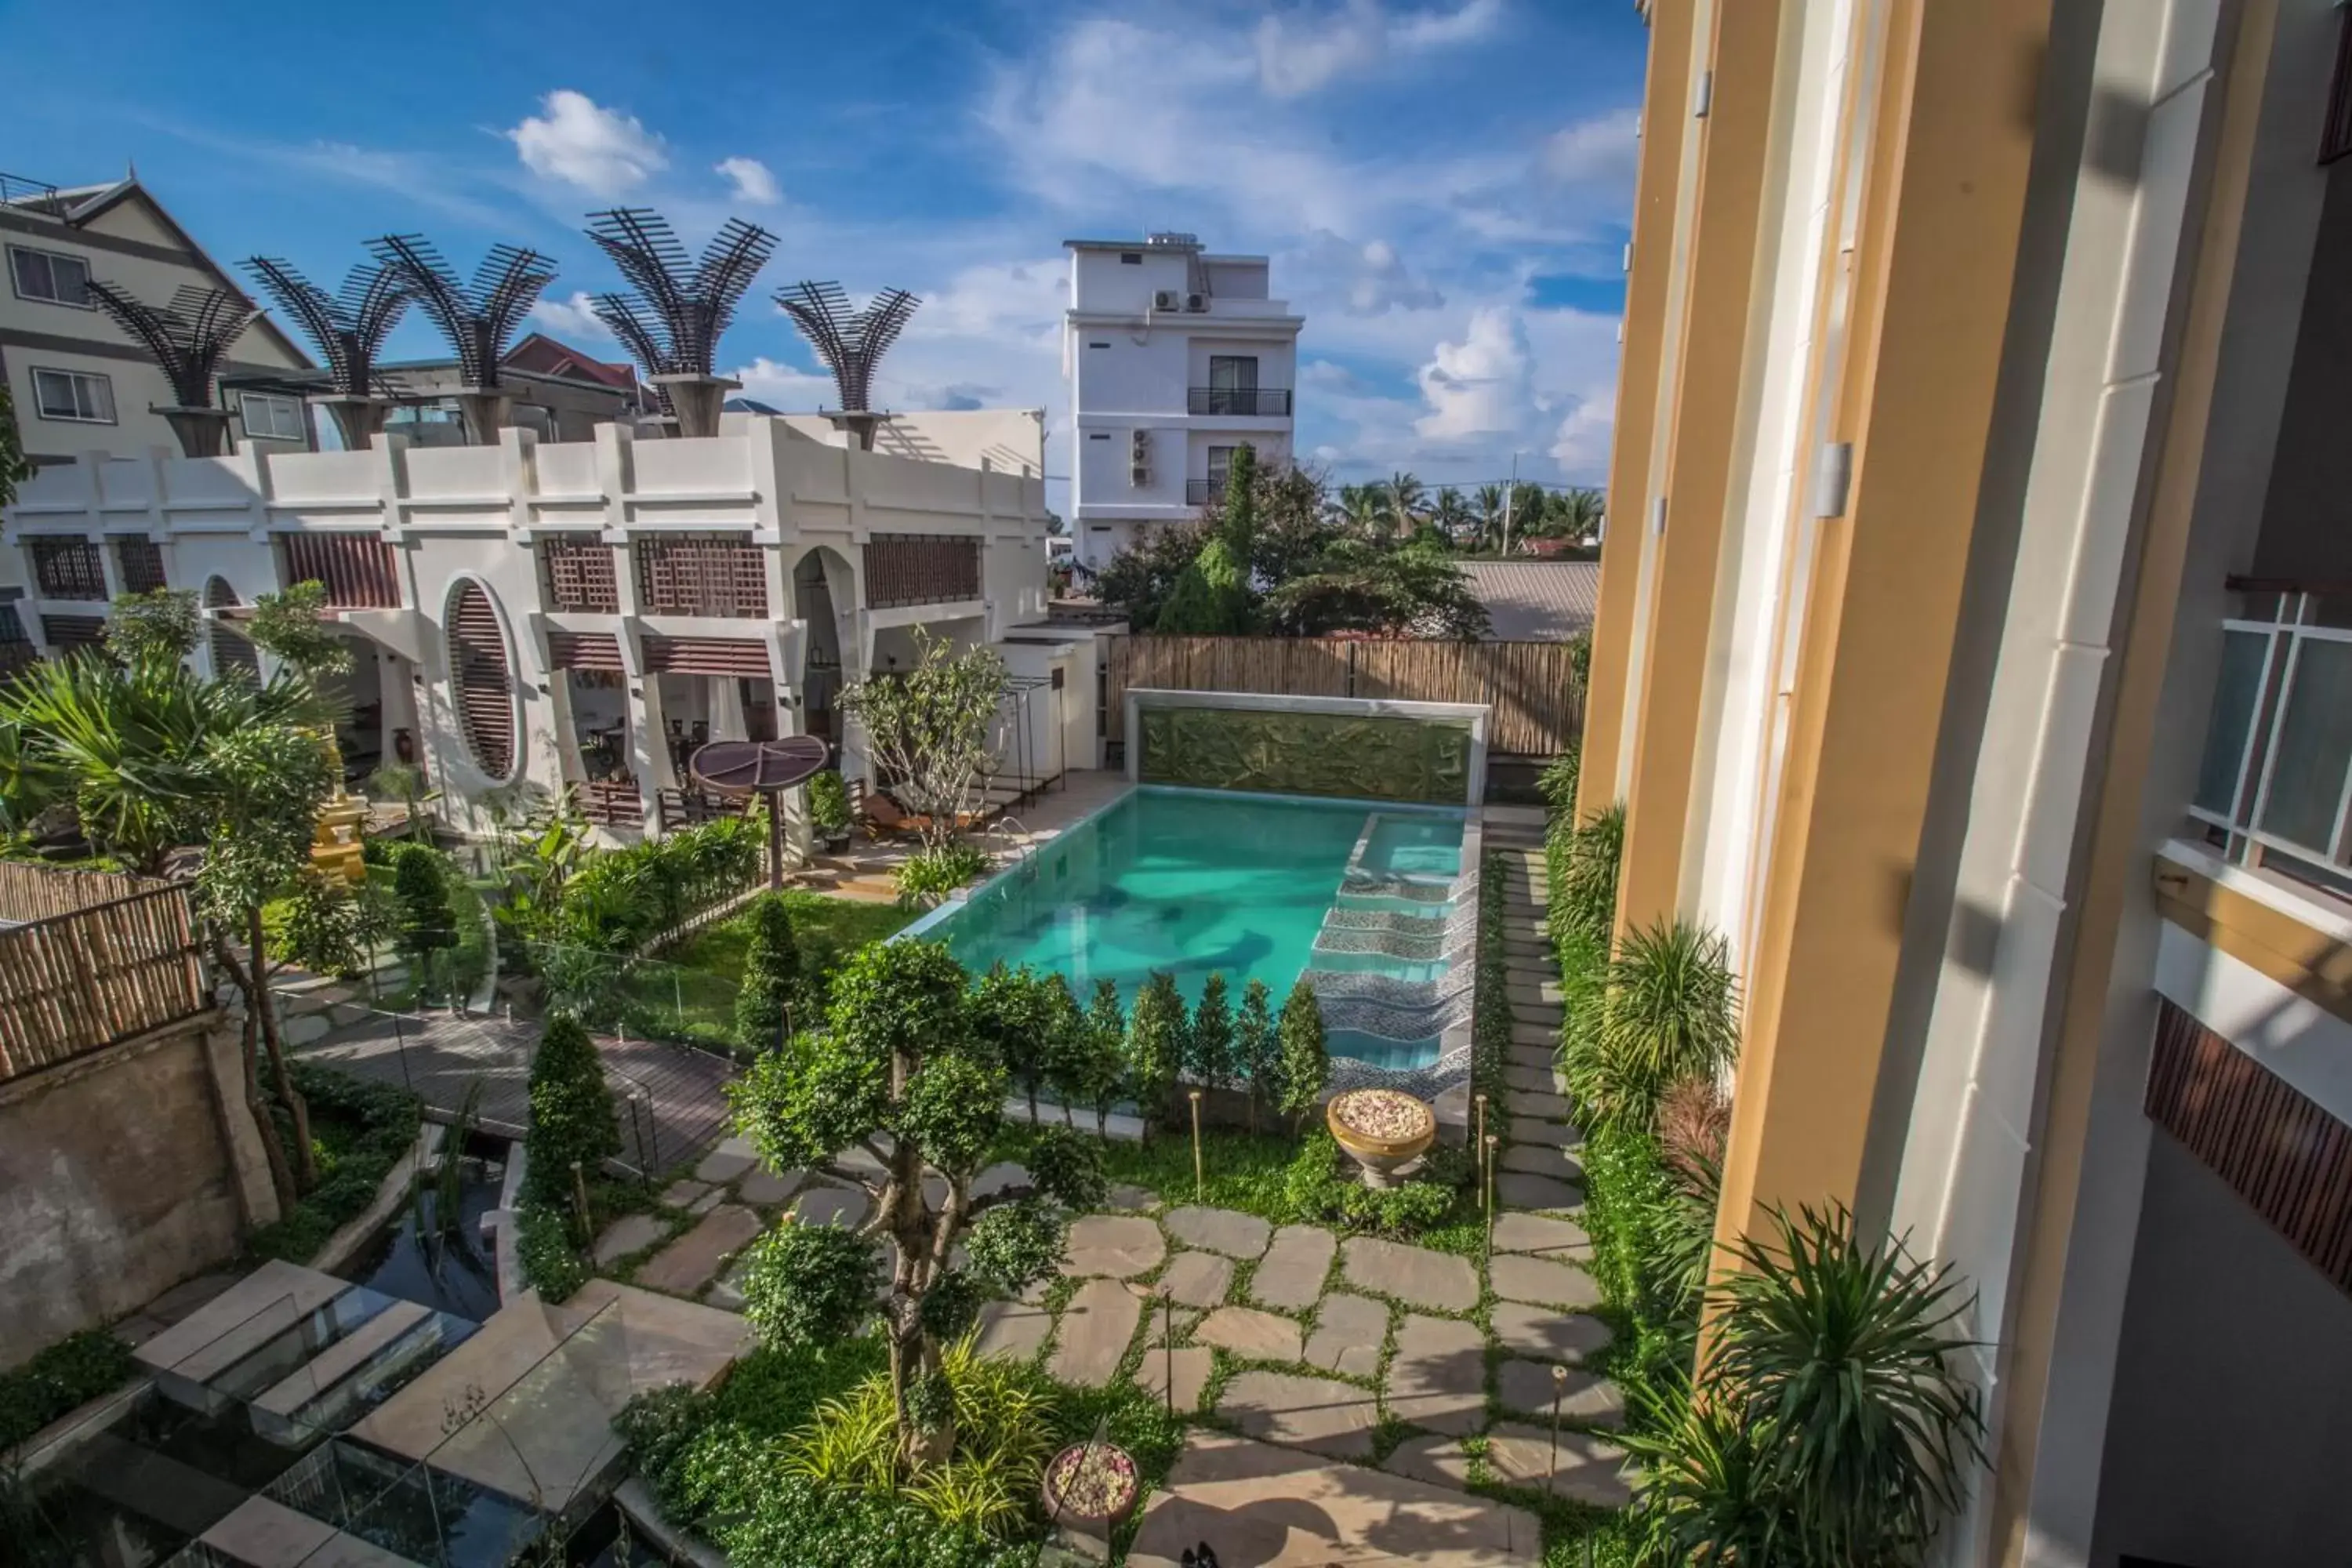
2, 0, 1646, 506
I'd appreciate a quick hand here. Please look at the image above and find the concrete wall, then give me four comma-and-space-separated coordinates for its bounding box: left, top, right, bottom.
2252, 158, 2352, 583
0, 1011, 275, 1370
2089, 1132, 2352, 1567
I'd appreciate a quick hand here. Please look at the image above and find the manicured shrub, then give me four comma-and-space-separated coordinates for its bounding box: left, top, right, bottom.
515, 1201, 587, 1301
1124, 973, 1187, 1136
1186, 971, 1234, 1091
524, 1011, 620, 1207
1073, 979, 1128, 1138
1275, 978, 1329, 1130
808, 770, 851, 833
970, 963, 1068, 1125
735, 893, 804, 1052
1234, 977, 1280, 1131
391, 840, 456, 967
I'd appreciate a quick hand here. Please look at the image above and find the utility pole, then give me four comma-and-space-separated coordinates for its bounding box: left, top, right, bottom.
1501, 452, 1519, 557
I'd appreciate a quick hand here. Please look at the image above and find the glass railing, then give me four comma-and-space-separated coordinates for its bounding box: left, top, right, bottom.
2188, 583, 2352, 898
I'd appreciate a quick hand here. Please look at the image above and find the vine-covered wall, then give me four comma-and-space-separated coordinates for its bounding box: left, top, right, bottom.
1138, 703, 1475, 804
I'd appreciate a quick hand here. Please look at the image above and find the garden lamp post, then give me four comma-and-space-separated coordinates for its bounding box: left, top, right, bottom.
1188, 1089, 1205, 1201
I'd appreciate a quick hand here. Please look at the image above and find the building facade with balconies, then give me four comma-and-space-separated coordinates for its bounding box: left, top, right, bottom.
1582, 3, 2352, 1565
1062, 234, 1303, 571
0, 417, 1073, 839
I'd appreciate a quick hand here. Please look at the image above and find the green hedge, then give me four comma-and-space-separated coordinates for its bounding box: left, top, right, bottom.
0, 1330, 134, 1453
247, 1063, 422, 1264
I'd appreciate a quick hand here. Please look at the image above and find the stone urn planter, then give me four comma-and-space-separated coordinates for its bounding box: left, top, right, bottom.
1043, 1439, 1141, 1537
1327, 1087, 1438, 1189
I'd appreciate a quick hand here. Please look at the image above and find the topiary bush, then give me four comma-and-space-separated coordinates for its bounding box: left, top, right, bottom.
734, 892, 804, 1052
1275, 978, 1329, 1131
524, 1011, 620, 1208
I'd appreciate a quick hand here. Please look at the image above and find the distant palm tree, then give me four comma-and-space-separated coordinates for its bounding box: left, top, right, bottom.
1432, 486, 1472, 544
1556, 486, 1606, 541
1338, 483, 1385, 538
1475, 484, 1505, 551
1386, 471, 1429, 538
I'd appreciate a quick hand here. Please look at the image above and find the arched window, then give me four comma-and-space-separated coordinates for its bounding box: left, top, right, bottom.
445, 579, 516, 779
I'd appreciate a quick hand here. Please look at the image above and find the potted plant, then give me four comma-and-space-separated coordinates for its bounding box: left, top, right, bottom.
1327, 1087, 1437, 1189
808, 770, 852, 853
1043, 1439, 1141, 1537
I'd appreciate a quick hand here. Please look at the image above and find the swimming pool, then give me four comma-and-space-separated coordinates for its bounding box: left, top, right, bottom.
915, 786, 1478, 1076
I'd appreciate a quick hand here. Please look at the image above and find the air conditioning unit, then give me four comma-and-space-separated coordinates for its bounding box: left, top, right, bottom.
1185, 292, 1209, 312
1131, 429, 1151, 461
1152, 289, 1181, 310
1131, 465, 1151, 488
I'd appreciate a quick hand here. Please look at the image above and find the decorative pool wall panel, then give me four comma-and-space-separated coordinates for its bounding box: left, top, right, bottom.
1138, 704, 1475, 805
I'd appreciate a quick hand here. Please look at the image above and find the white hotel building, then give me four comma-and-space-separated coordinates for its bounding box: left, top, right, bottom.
1062, 234, 1303, 571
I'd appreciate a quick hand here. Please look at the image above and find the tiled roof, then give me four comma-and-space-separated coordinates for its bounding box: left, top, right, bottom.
1459, 561, 1601, 642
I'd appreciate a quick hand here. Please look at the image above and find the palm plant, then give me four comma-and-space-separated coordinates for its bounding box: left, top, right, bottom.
1430, 485, 1472, 543
585, 208, 777, 436
1564, 916, 1739, 1136
775, 281, 922, 449
1337, 483, 1384, 538
1623, 1381, 1796, 1566
1475, 483, 1504, 551
1702, 1203, 1986, 1566
1384, 471, 1428, 538
370, 234, 558, 443
241, 257, 412, 449
83, 283, 258, 456
1554, 485, 1606, 541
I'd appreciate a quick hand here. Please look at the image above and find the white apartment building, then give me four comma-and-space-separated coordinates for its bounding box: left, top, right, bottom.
0, 419, 1091, 841
0, 172, 314, 466
1062, 234, 1302, 571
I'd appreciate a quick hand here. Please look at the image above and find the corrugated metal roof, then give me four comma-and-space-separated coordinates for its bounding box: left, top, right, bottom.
1460, 561, 1601, 641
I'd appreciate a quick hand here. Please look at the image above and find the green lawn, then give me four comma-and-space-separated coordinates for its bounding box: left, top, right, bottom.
625, 893, 920, 1049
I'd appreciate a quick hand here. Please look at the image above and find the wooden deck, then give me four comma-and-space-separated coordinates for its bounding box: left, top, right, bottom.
292, 1007, 738, 1180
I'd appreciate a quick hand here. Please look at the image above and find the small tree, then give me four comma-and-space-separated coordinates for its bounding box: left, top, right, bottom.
392, 843, 458, 998
732, 892, 802, 1052
728, 939, 1104, 1468
1276, 979, 1329, 1131
248, 583, 353, 681
525, 1011, 620, 1210
1037, 972, 1087, 1127
1126, 972, 1186, 1139
1188, 971, 1235, 1094
1073, 978, 1129, 1139
833, 629, 1008, 853
1236, 977, 1280, 1134
971, 962, 1065, 1125
105, 589, 200, 671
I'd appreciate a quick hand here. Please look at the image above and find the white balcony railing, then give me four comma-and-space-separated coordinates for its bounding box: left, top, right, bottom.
2189, 582, 2352, 898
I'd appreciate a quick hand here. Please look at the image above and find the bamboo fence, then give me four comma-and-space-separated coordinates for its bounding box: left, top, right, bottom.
0, 859, 174, 924
1105, 635, 1584, 756
0, 880, 209, 1083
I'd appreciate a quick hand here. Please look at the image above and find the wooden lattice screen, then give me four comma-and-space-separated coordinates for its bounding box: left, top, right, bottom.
641, 636, 771, 677
203, 578, 259, 680
634, 538, 768, 617
2147, 1000, 2352, 1294
27, 538, 106, 600
862, 535, 982, 609
114, 539, 168, 596
546, 630, 626, 670
447, 582, 515, 779
281, 533, 401, 609
542, 535, 620, 612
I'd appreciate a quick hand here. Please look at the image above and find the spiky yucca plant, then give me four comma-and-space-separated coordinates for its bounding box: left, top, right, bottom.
1622, 1381, 1796, 1566
1564, 916, 1739, 1137
1705, 1203, 1986, 1566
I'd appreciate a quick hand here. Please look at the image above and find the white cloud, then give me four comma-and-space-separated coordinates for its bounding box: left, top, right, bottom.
1540, 107, 1641, 188
1254, 0, 1505, 98
1548, 389, 1614, 480
507, 90, 668, 197
528, 291, 615, 343
1415, 307, 1531, 441
1294, 230, 1445, 316
714, 156, 780, 205
727, 356, 838, 411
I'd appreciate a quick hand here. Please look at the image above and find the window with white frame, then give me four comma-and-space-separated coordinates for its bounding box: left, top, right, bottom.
239, 391, 306, 441
8, 245, 91, 307
29, 368, 114, 423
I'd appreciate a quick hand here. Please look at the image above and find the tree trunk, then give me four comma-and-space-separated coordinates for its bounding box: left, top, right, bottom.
1025, 1083, 1039, 1126
239, 989, 299, 1215
889, 1317, 953, 1471
249, 906, 317, 1189
1094, 1105, 1108, 1141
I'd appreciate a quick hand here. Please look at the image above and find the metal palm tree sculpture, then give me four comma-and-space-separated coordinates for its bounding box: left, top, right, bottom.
370, 235, 557, 445
83, 282, 258, 456
584, 208, 776, 437
775, 281, 921, 450
241, 258, 412, 450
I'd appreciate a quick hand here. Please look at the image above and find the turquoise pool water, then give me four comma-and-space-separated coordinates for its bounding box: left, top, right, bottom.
926, 788, 1466, 1065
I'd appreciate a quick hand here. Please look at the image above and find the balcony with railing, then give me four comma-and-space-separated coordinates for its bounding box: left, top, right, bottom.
2187, 582, 2352, 900
863, 535, 982, 609
1187, 387, 1292, 418
634, 537, 768, 618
